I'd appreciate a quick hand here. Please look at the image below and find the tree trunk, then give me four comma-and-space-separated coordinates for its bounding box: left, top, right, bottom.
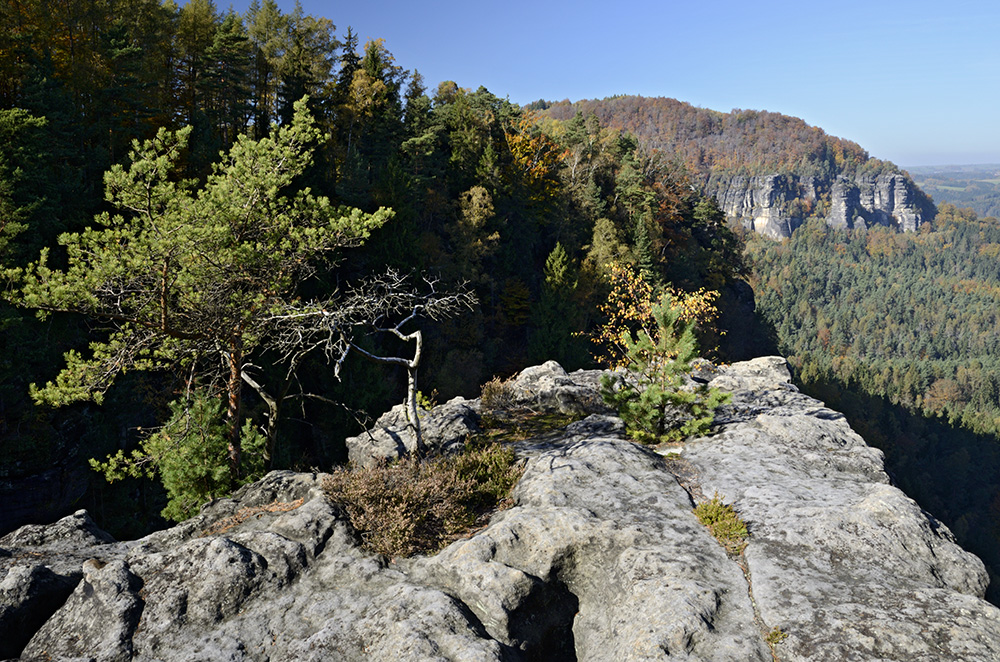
226, 342, 243, 485
405, 328, 424, 455
351, 329, 424, 456
405, 361, 422, 456
240, 369, 285, 470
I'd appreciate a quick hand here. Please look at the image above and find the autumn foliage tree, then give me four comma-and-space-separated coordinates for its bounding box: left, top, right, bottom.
589, 262, 720, 368
592, 263, 729, 442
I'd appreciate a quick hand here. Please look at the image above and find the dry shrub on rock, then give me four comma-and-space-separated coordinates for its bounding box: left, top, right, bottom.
322, 442, 523, 557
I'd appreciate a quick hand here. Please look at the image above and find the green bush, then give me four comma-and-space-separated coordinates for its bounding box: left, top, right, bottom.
322, 441, 523, 558
91, 390, 267, 521
600, 292, 730, 443
694, 493, 748, 555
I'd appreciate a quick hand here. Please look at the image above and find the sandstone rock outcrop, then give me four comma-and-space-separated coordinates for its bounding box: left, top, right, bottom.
3, 358, 999, 661
711, 170, 933, 239
345, 360, 612, 468
689, 357, 997, 659
0, 509, 124, 659
345, 397, 480, 468
826, 171, 930, 233
712, 174, 808, 239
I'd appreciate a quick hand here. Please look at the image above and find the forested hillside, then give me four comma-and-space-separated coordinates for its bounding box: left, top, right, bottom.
537, 96, 875, 181
0, 0, 753, 534
748, 205, 1000, 436
7, 1, 996, 603
536, 97, 935, 238
747, 205, 1000, 601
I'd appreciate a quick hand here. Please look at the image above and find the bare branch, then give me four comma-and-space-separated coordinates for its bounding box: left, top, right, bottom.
264, 268, 476, 377
260, 269, 476, 456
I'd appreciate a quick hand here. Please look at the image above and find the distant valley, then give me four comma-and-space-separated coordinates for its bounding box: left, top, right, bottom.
531, 97, 1000, 602
908, 164, 1000, 218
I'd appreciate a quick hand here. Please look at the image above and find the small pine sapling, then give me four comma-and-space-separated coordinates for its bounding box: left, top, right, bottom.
593, 263, 729, 443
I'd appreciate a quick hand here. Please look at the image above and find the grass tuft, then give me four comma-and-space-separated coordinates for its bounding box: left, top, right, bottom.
694, 493, 748, 556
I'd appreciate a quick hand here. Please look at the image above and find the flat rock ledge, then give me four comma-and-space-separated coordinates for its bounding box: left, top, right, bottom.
2, 357, 1000, 661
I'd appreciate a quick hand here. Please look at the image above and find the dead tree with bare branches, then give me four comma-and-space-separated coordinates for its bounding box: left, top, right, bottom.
269, 270, 477, 455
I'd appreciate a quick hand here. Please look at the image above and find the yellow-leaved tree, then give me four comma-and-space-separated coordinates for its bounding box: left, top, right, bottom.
592, 262, 730, 443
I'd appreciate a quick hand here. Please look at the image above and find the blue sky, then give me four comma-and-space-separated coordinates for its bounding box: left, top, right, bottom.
227, 0, 1000, 166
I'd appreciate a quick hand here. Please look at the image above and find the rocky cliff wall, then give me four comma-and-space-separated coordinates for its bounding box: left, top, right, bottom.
711, 171, 934, 239
2, 358, 999, 661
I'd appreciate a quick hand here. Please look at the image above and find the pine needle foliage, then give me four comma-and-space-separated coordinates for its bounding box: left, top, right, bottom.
594, 263, 730, 443
90, 389, 267, 521
9, 98, 390, 484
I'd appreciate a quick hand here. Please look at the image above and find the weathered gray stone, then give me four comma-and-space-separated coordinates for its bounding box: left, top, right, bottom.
507, 361, 611, 416
346, 397, 480, 468
0, 509, 125, 660
564, 413, 626, 437
0, 508, 114, 550
410, 436, 771, 661
129, 470, 327, 553
683, 357, 1000, 660
0, 563, 79, 659
20, 559, 143, 662
722, 174, 804, 238
8, 471, 510, 662
710, 169, 931, 239
6, 358, 1000, 661
826, 171, 931, 233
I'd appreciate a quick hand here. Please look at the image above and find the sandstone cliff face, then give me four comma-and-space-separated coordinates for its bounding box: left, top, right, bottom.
711, 170, 933, 239
712, 174, 808, 239
2, 358, 999, 661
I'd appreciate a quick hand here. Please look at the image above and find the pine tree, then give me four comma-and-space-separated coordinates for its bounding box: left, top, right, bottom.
9, 100, 391, 484
633, 214, 658, 285
601, 291, 729, 443
529, 242, 585, 366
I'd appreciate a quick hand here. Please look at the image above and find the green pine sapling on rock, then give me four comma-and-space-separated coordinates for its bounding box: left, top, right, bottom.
6, 98, 392, 515
594, 264, 730, 443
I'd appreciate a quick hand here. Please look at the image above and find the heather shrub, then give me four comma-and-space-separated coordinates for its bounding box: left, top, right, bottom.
480, 375, 518, 411
322, 441, 523, 557
451, 440, 522, 510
